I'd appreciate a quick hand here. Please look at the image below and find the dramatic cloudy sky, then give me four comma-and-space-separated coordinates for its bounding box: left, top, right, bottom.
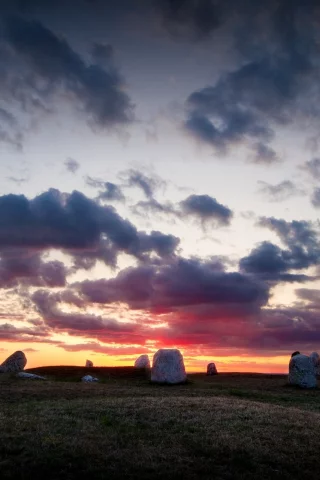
0, 0, 319, 372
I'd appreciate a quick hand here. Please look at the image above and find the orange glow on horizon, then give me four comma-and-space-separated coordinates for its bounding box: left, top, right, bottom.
0, 342, 290, 374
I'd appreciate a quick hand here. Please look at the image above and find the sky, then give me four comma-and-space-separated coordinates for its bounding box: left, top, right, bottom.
0, 0, 320, 373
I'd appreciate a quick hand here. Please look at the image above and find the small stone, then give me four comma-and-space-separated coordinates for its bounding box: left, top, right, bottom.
0, 351, 27, 373
85, 360, 93, 367
134, 355, 150, 369
17, 372, 46, 380
151, 349, 186, 384
207, 362, 218, 375
81, 375, 98, 382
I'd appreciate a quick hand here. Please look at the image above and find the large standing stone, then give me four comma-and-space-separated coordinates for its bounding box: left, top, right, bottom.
85, 360, 93, 368
151, 349, 186, 384
0, 351, 27, 373
288, 353, 317, 388
207, 362, 218, 375
134, 355, 150, 369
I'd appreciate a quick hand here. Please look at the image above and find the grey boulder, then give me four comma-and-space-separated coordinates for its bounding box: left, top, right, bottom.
134, 355, 150, 369
151, 349, 186, 384
0, 351, 27, 373
288, 353, 317, 388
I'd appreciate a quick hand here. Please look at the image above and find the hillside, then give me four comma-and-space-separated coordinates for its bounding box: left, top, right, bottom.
1, 369, 320, 479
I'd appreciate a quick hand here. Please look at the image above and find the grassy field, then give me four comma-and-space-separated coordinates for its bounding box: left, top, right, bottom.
1, 367, 320, 480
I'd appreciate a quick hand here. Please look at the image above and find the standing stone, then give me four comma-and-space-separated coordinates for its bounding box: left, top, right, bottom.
207, 362, 218, 375
310, 352, 320, 375
151, 349, 186, 384
288, 353, 317, 388
134, 355, 150, 369
0, 351, 27, 373
85, 360, 93, 368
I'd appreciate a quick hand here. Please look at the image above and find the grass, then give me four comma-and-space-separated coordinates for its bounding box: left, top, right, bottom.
1, 367, 320, 479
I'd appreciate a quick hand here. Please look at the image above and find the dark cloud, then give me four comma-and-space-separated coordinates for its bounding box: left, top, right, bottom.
258, 216, 319, 252
32, 289, 136, 333
183, 0, 320, 156
251, 142, 280, 165
180, 194, 232, 226
301, 158, 320, 180
137, 231, 180, 258
239, 241, 317, 283
157, 0, 221, 39
240, 217, 320, 281
0, 322, 49, 342
85, 176, 125, 202
295, 288, 319, 304
124, 169, 165, 200
257, 180, 305, 202
64, 158, 80, 174
79, 256, 269, 312
98, 183, 125, 202
0, 248, 67, 288
0, 187, 184, 293
69, 238, 118, 271
0, 107, 23, 149
0, 189, 179, 267
1, 15, 133, 134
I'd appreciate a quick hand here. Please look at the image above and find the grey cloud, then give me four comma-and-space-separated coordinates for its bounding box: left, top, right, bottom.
258, 217, 319, 251
240, 217, 320, 280
0, 189, 180, 274
32, 289, 137, 334
183, 1, 320, 156
6, 176, 29, 185
302, 158, 320, 180
251, 142, 280, 165
1, 15, 133, 135
85, 176, 125, 202
295, 288, 320, 304
78, 256, 269, 312
0, 248, 67, 288
257, 180, 305, 202
180, 194, 232, 226
239, 241, 318, 283
124, 169, 165, 200
64, 158, 80, 174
